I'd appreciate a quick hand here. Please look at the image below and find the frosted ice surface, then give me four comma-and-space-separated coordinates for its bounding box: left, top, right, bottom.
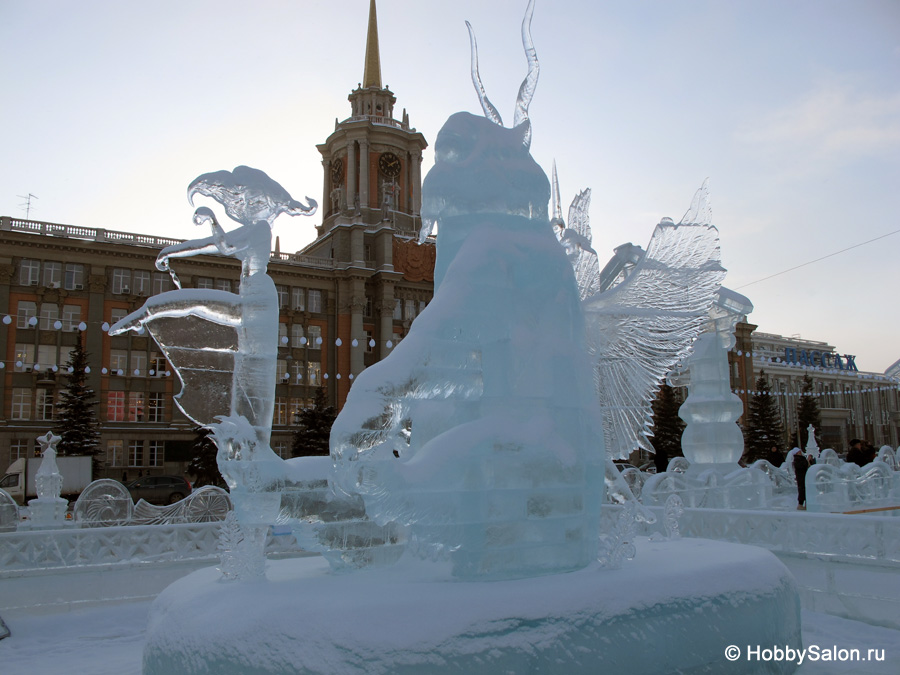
332, 61, 604, 579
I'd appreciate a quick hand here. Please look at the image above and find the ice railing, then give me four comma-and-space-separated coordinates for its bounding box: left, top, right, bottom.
638, 448, 900, 514
0, 482, 233, 532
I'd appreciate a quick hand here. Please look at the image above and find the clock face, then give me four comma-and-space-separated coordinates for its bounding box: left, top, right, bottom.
378, 152, 402, 178
331, 158, 343, 185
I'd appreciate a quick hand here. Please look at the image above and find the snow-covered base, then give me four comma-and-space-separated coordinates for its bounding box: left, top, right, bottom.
143, 538, 801, 675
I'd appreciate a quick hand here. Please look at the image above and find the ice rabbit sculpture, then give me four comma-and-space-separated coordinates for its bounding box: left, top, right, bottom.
330, 112, 605, 579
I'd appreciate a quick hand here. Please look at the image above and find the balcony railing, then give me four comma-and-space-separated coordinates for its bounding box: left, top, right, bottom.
2, 216, 334, 269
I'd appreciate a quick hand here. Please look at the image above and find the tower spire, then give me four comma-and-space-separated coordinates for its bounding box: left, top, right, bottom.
362, 0, 382, 89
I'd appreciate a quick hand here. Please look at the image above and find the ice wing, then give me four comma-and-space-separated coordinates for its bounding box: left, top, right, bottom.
583, 181, 725, 459
565, 189, 602, 301
144, 315, 238, 428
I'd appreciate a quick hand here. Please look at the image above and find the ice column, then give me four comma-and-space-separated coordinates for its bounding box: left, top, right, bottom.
676, 288, 752, 470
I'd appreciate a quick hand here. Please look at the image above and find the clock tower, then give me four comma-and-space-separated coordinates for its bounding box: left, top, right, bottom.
314, 0, 428, 237
301, 0, 433, 407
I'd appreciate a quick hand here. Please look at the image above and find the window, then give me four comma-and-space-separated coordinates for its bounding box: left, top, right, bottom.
150, 354, 167, 376
393, 298, 402, 320
39, 303, 59, 330
307, 325, 322, 347
405, 299, 416, 321
107, 391, 126, 422
292, 287, 305, 311
276, 359, 288, 382
128, 392, 145, 422
308, 289, 322, 313
308, 362, 321, 386
216, 279, 232, 292
110, 350, 128, 374
10, 440, 30, 462
291, 324, 305, 347
130, 352, 147, 376
276, 285, 289, 309
133, 270, 151, 296
112, 268, 131, 294
36, 389, 55, 421
419, 300, 427, 314
107, 440, 124, 467
279, 323, 288, 345
109, 307, 127, 325
62, 304, 82, 331
148, 441, 164, 467
37, 345, 57, 369
14, 344, 34, 371
42, 261, 62, 288
273, 440, 290, 459
365, 330, 374, 352
274, 397, 288, 426
290, 360, 305, 380
196, 277, 214, 289
152, 272, 172, 295
64, 263, 84, 290
365, 296, 373, 317
12, 389, 32, 420
148, 393, 165, 422
17, 300, 37, 328
19, 259, 40, 286
129, 441, 144, 467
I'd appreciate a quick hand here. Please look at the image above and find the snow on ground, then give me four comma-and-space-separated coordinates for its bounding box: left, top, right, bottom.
1, 601, 898, 674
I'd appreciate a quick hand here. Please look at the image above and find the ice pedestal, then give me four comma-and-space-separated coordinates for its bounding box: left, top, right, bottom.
142, 538, 801, 675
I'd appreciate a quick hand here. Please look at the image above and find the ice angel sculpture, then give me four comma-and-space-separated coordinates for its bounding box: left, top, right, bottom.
331, 0, 605, 580
553, 171, 726, 460
110, 166, 316, 484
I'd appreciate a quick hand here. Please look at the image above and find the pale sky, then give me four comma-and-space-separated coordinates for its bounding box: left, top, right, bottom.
2, 0, 899, 371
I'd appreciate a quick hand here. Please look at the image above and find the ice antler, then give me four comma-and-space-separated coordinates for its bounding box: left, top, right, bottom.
466, 0, 539, 149
466, 21, 503, 127
513, 0, 539, 149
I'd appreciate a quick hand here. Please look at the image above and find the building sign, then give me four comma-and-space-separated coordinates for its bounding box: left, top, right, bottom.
784, 348, 857, 371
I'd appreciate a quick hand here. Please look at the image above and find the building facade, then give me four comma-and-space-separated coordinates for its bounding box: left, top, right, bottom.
0, 0, 434, 480
730, 324, 900, 452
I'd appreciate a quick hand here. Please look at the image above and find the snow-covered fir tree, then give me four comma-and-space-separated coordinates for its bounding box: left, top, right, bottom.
291, 387, 336, 457
743, 371, 784, 463
53, 331, 102, 473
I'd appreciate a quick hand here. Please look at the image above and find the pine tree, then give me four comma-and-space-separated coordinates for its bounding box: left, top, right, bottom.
291, 387, 337, 457
53, 331, 102, 474
649, 383, 685, 470
744, 371, 784, 463
796, 373, 821, 448
187, 427, 223, 487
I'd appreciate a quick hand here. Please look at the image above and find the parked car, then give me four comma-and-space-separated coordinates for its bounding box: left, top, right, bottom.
613, 461, 637, 472
124, 475, 192, 505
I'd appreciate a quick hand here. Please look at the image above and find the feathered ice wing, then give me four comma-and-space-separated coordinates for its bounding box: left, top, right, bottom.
563, 189, 602, 302
583, 181, 725, 459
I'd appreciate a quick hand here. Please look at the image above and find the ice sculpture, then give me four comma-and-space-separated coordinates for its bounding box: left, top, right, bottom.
109, 167, 315, 577
670, 287, 752, 467
110, 166, 316, 490
804, 424, 820, 459
27, 431, 69, 528
553, 171, 725, 461
331, 0, 604, 579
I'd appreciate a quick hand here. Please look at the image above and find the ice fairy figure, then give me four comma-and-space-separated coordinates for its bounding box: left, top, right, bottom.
110, 166, 316, 490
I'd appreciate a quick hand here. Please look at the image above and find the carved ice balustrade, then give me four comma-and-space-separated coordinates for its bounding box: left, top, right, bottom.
606, 504, 900, 563
806, 460, 900, 513
0, 484, 232, 532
